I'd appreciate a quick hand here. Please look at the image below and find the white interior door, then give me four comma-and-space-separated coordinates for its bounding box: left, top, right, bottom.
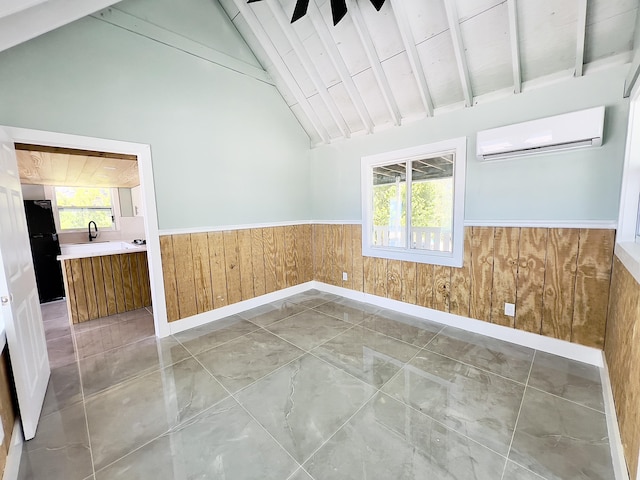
0, 127, 50, 440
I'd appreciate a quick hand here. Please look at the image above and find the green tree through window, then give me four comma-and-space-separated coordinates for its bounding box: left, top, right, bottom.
373, 178, 452, 228
54, 187, 114, 230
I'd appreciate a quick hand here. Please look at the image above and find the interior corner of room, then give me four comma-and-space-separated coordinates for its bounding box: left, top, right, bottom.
0, 0, 639, 478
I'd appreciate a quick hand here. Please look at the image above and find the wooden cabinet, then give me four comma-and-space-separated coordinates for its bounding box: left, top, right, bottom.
61, 252, 152, 324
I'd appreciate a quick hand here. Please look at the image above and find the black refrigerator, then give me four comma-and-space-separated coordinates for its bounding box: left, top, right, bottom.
24, 200, 65, 303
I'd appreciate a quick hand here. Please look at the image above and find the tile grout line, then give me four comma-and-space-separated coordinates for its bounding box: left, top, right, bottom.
90, 390, 233, 476
500, 349, 536, 480
72, 308, 153, 335
524, 383, 606, 415
384, 323, 516, 460
420, 348, 531, 386
78, 334, 185, 400
173, 303, 357, 404
306, 316, 517, 465
287, 324, 452, 472
187, 349, 306, 477
177, 301, 391, 476
420, 328, 607, 414
357, 324, 528, 459
423, 327, 536, 381
41, 295, 370, 478
72, 313, 156, 362
89, 325, 243, 476
68, 317, 98, 479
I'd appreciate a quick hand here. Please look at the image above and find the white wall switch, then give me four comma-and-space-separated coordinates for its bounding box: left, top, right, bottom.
342, 272, 348, 281
504, 303, 515, 317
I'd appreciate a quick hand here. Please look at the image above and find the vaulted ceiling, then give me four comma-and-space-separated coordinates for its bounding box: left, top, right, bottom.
218, 0, 640, 145
1, 0, 639, 148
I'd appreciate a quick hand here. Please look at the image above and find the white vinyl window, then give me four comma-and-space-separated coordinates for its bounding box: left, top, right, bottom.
361, 137, 467, 267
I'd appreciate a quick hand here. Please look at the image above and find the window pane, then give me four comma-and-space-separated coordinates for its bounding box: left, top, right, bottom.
372, 162, 407, 248
410, 155, 454, 252
59, 208, 113, 230
55, 187, 112, 208
55, 187, 113, 230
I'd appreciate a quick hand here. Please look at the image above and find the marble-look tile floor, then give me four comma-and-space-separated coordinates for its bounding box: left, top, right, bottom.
18, 290, 615, 480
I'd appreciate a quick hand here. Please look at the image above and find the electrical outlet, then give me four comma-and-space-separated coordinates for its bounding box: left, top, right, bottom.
342, 272, 348, 281
504, 303, 515, 317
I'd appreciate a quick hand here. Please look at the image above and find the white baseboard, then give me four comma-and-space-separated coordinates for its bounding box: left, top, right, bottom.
169, 280, 604, 366
2, 419, 22, 480
168, 282, 315, 335
601, 354, 631, 480
311, 281, 604, 367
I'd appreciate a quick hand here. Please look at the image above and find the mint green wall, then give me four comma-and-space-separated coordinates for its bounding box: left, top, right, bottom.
0, 3, 311, 230
310, 66, 630, 222
114, 0, 261, 67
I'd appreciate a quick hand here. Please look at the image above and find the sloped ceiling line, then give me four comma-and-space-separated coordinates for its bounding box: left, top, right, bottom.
265, 0, 351, 137
307, 0, 374, 133
575, 0, 588, 77
624, 6, 640, 97
231, 0, 331, 142
443, 0, 473, 107
507, 0, 522, 94
348, 0, 401, 126
93, 7, 273, 84
388, 0, 434, 117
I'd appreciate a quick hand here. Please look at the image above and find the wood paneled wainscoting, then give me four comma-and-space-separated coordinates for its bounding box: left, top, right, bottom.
313, 225, 615, 350
160, 223, 615, 351
61, 252, 152, 324
605, 257, 640, 480
159, 226, 313, 322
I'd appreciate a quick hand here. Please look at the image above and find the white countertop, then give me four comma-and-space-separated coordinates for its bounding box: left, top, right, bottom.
57, 241, 147, 261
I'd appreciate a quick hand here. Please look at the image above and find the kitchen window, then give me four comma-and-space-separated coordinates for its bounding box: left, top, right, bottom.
361, 137, 467, 267
52, 186, 116, 231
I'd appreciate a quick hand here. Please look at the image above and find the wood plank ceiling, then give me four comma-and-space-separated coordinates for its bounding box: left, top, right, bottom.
219, 0, 639, 145
16, 145, 140, 188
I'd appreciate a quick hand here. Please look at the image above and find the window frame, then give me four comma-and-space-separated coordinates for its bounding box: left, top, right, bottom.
617, 86, 640, 246
361, 137, 467, 267
45, 185, 120, 233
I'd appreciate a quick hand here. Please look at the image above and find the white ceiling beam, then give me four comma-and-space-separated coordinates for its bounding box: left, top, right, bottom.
507, 0, 521, 94
443, 0, 473, 107
0, 0, 121, 53
575, 0, 587, 77
265, 0, 350, 138
231, 0, 330, 143
388, 0, 434, 116
348, 0, 402, 126
93, 8, 272, 85
624, 50, 640, 97
307, 0, 374, 133
623, 0, 640, 97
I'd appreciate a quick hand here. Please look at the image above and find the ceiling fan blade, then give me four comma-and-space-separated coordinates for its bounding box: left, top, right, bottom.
291, 0, 310, 22
369, 0, 385, 11
247, 0, 261, 3
331, 0, 347, 25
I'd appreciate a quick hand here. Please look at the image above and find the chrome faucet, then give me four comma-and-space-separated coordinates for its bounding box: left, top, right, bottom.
88, 221, 98, 242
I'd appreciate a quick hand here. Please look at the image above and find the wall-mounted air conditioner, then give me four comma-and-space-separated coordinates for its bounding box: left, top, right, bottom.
476, 106, 605, 161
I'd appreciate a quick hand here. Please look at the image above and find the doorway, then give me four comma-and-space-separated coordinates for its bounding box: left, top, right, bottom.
1, 126, 169, 338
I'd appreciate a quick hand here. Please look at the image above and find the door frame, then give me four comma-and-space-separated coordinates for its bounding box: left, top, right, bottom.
2, 125, 170, 337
